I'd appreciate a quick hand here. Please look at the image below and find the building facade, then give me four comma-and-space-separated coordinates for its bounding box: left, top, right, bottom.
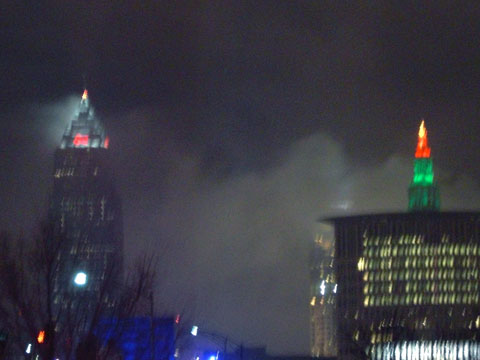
49, 90, 123, 315
331, 212, 480, 359
328, 121, 480, 359
310, 225, 337, 358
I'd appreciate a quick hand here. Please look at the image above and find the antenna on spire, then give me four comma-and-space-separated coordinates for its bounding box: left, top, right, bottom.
79, 74, 90, 114
81, 73, 88, 101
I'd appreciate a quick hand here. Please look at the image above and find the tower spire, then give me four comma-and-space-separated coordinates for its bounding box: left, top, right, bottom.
408, 120, 440, 211
79, 87, 90, 114
59, 88, 108, 149
415, 120, 430, 158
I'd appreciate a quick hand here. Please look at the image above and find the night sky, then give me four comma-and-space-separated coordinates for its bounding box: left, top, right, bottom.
3, 1, 480, 354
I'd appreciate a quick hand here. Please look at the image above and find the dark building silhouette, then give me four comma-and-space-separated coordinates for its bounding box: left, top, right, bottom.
223, 346, 335, 360
49, 90, 123, 314
328, 122, 480, 359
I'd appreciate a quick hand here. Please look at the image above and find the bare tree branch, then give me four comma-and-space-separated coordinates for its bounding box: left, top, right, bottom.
0, 224, 159, 360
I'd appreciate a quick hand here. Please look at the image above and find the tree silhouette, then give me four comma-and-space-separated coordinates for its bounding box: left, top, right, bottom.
0, 224, 156, 360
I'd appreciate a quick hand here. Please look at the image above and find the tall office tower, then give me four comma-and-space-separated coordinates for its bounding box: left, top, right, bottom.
329, 122, 480, 360
309, 225, 337, 358
49, 90, 123, 316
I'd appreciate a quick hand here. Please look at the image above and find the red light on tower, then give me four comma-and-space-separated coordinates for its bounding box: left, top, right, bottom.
73, 134, 89, 147
37, 330, 45, 344
82, 89, 88, 100
414, 120, 431, 158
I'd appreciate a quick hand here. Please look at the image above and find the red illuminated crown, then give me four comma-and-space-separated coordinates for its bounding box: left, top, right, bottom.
415, 120, 431, 158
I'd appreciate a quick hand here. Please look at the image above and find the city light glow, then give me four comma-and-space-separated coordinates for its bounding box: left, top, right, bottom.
320, 280, 325, 295
37, 330, 45, 344
74, 272, 87, 286
190, 325, 198, 336
369, 340, 480, 360
82, 89, 88, 100
360, 234, 480, 306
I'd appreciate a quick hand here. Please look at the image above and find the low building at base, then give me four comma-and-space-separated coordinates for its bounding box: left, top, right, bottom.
95, 317, 175, 360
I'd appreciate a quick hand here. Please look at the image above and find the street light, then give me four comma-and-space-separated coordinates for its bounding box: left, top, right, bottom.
191, 326, 199, 336
74, 271, 87, 286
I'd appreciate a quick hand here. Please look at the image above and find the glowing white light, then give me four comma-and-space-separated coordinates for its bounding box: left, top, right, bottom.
320, 280, 326, 295
74, 272, 87, 286
333, 284, 337, 293
26, 343, 32, 354
371, 340, 480, 360
190, 325, 198, 336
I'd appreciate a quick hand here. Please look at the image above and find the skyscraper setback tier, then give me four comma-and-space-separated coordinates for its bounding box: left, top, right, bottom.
49, 90, 123, 312
329, 212, 480, 360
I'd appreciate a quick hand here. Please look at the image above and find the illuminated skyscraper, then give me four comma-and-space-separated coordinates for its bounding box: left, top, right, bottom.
49, 89, 123, 313
309, 227, 337, 358
328, 122, 480, 359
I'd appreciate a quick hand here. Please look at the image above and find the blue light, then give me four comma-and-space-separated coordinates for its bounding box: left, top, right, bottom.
95, 317, 175, 360
203, 351, 219, 360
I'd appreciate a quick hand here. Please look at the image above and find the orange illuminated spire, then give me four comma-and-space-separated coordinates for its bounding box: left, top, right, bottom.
415, 119, 431, 158
82, 89, 88, 101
